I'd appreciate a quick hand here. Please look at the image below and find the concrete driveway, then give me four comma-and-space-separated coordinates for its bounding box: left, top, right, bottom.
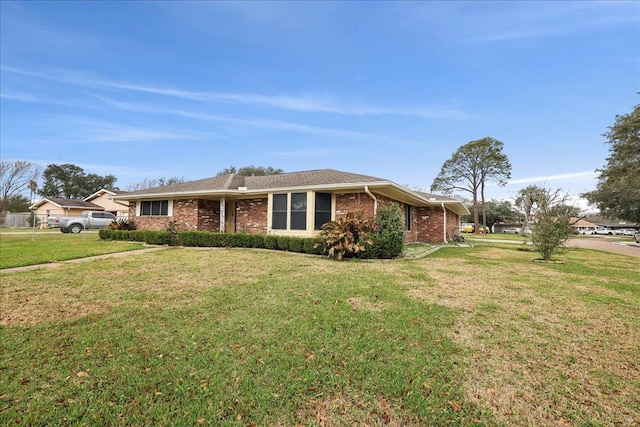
467, 235, 640, 258
566, 236, 640, 258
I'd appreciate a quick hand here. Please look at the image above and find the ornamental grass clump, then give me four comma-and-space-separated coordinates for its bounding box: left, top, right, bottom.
318, 210, 373, 260
108, 218, 136, 231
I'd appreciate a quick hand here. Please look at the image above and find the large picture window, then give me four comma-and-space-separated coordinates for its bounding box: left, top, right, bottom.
290, 192, 307, 230
141, 200, 169, 216
314, 192, 332, 230
272, 194, 287, 229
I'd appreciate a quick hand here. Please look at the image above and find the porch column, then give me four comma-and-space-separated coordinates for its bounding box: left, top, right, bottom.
220, 197, 226, 233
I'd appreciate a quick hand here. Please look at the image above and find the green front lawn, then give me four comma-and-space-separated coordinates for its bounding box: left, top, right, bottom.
0, 232, 145, 269
2, 244, 638, 425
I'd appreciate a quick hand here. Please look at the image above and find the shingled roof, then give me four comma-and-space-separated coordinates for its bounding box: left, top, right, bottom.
30, 197, 104, 210
115, 168, 469, 215
123, 169, 388, 196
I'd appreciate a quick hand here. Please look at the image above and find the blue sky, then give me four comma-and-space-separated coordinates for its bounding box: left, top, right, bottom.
1, 1, 638, 206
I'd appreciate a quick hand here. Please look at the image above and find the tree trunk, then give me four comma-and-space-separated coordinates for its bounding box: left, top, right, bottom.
481, 181, 487, 232
473, 191, 480, 233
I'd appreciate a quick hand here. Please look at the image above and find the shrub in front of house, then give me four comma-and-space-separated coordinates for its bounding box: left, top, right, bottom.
108, 218, 136, 231
99, 229, 175, 245
264, 235, 278, 250
362, 203, 405, 259
317, 210, 374, 260
101, 227, 400, 259
304, 238, 326, 255
170, 231, 316, 254
287, 237, 305, 253
248, 234, 266, 248
177, 231, 223, 247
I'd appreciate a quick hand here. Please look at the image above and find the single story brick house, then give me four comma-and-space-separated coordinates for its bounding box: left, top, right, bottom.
113, 169, 469, 243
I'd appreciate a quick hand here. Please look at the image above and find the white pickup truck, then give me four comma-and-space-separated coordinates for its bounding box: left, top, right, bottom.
49, 211, 117, 233
593, 227, 615, 235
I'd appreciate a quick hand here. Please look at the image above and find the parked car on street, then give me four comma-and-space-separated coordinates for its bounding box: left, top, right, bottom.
502, 227, 521, 234
579, 229, 595, 235
460, 224, 490, 233
614, 228, 637, 236
594, 227, 615, 235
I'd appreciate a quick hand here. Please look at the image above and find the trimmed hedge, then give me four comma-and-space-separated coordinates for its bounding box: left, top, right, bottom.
99, 229, 173, 245
99, 229, 382, 258
175, 232, 327, 255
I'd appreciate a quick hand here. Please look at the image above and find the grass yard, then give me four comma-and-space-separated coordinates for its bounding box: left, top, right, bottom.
0, 232, 146, 269
464, 232, 526, 241
1, 244, 639, 426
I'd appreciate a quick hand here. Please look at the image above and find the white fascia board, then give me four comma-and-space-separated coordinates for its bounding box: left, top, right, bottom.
84, 189, 114, 201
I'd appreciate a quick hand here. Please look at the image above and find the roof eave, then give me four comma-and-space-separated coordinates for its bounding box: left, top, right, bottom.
114, 181, 396, 201
115, 181, 469, 215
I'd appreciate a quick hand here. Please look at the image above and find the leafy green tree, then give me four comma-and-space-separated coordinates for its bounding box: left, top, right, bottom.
4, 195, 31, 212
483, 199, 522, 231
0, 160, 42, 212
584, 102, 640, 222
40, 163, 118, 199
217, 166, 283, 177
431, 137, 511, 233
126, 176, 185, 191
526, 187, 574, 261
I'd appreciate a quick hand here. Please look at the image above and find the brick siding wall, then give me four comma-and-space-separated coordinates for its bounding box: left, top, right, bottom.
446, 207, 460, 241
335, 193, 376, 219
236, 198, 268, 234
197, 200, 220, 231
129, 193, 458, 243
333, 192, 458, 244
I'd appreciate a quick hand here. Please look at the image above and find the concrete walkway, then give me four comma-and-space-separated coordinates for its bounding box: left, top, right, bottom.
0, 246, 169, 274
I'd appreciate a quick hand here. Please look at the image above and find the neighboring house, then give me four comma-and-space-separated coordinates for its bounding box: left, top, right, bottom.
113, 169, 469, 243
84, 189, 130, 217
29, 189, 129, 226
570, 217, 598, 233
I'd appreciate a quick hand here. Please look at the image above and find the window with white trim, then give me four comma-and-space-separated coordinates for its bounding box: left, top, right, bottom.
314, 192, 332, 230
141, 200, 169, 216
272, 192, 308, 231
290, 192, 307, 230
272, 194, 287, 229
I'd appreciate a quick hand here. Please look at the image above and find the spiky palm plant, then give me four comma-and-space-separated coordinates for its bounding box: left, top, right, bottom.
319, 211, 374, 260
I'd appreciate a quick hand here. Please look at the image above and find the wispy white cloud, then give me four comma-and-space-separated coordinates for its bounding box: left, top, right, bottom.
93, 96, 410, 142
0, 91, 44, 103
2, 65, 470, 119
103, 80, 470, 118
506, 171, 597, 185
87, 121, 226, 143
1, 64, 102, 89
32, 114, 226, 144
